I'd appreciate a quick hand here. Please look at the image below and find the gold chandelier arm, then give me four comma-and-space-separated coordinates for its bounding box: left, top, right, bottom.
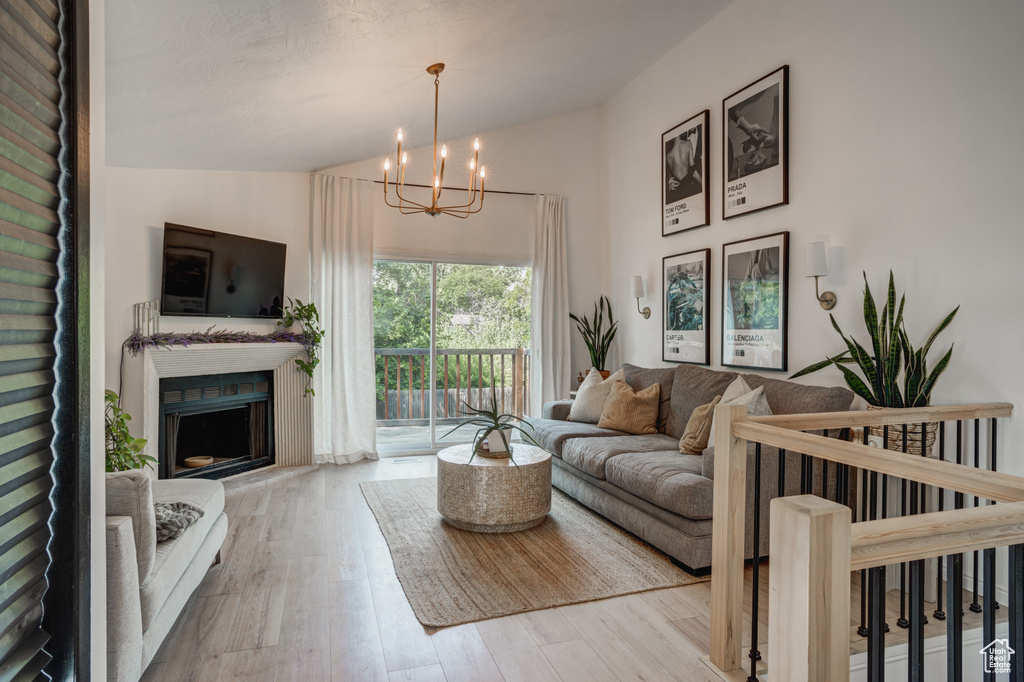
393, 184, 432, 211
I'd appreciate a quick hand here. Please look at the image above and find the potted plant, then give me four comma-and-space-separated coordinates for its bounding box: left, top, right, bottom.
105, 390, 155, 472
790, 271, 957, 453
570, 295, 618, 377
278, 298, 325, 396
442, 393, 542, 462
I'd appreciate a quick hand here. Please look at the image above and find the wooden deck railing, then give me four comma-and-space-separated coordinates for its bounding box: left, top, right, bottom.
375, 348, 530, 421
709, 402, 1020, 682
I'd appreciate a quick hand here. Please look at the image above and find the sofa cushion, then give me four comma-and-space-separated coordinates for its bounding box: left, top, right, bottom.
561, 434, 679, 479
665, 365, 739, 439
526, 418, 627, 456
622, 364, 675, 433
140, 478, 225, 630
707, 379, 773, 448
598, 379, 660, 435
740, 373, 855, 415
542, 400, 573, 421
106, 470, 157, 584
568, 368, 624, 423
679, 395, 721, 455
604, 451, 714, 519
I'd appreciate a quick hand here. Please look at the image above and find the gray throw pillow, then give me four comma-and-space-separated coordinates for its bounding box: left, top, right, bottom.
154, 501, 204, 542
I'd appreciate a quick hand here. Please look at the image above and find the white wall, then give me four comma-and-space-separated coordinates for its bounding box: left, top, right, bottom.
103, 169, 310, 389
323, 106, 609, 376
604, 0, 1024, 469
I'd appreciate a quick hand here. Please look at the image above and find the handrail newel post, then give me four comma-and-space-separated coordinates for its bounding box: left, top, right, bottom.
768, 495, 852, 682
710, 403, 748, 672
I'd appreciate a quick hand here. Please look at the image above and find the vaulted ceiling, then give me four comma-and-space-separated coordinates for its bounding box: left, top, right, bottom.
105, 0, 732, 172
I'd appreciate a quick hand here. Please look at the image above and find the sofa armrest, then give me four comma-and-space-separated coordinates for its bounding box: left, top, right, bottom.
106, 471, 157, 584
107, 517, 144, 682
542, 400, 574, 421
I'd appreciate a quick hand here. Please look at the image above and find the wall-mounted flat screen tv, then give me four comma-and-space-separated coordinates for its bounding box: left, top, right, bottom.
160, 223, 286, 318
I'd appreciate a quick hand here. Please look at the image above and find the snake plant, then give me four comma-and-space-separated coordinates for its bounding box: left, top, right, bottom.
570, 296, 618, 370
790, 271, 957, 407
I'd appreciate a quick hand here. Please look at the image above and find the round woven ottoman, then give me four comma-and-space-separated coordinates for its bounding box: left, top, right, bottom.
436, 443, 551, 533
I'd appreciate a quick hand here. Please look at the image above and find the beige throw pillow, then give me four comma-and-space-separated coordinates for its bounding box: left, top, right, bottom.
707, 377, 773, 448
568, 368, 625, 423
597, 378, 660, 435
679, 395, 722, 455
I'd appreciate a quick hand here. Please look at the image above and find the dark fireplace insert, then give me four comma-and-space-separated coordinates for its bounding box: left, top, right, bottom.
159, 371, 275, 480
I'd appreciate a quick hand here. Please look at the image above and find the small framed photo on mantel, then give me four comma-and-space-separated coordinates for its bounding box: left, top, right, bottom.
663, 248, 711, 365
723, 65, 789, 220
721, 232, 789, 371
662, 110, 710, 235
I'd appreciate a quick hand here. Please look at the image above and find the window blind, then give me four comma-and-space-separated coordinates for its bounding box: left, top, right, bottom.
0, 0, 64, 677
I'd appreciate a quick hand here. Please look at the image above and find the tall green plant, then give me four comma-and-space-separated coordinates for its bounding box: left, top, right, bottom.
791, 272, 957, 407
570, 296, 618, 370
105, 390, 154, 472
279, 298, 325, 396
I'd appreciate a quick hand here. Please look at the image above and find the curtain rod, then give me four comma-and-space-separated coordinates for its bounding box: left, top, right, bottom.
369, 178, 538, 197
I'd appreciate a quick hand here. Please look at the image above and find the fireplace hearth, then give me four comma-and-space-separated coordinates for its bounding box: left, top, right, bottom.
160, 371, 274, 480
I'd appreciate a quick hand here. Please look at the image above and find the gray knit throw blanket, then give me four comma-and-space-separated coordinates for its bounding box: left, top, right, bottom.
154, 501, 204, 542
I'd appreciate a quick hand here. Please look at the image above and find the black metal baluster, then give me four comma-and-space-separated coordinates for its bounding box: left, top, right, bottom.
748, 443, 762, 681
1010, 543, 1024, 682
858, 440, 869, 638
947, 552, 963, 682
983, 547, 996, 682
971, 419, 982, 614
800, 450, 808, 495
935, 422, 946, 621
909, 559, 925, 682
991, 418, 1000, 612
921, 419, 929, 626
898, 423, 910, 629
822, 429, 830, 499
868, 566, 887, 682
777, 447, 786, 498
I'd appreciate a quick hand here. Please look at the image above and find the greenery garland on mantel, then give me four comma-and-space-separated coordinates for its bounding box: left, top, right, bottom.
123, 299, 326, 396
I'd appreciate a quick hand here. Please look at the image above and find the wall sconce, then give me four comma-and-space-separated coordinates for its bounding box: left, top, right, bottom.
806, 242, 837, 310
631, 275, 651, 319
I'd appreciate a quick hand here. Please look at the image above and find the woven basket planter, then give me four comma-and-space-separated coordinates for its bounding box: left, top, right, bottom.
866, 405, 938, 456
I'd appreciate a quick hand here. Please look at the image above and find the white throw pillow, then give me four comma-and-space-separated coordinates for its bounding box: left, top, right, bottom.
568, 368, 624, 423
707, 377, 773, 448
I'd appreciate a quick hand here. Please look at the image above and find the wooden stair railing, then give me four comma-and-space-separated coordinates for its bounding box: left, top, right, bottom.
709, 402, 1017, 681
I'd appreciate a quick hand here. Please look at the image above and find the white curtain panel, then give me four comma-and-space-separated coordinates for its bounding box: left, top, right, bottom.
529, 194, 571, 416
310, 174, 378, 463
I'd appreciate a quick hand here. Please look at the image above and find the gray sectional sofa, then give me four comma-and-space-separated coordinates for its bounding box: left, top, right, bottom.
529, 363, 854, 573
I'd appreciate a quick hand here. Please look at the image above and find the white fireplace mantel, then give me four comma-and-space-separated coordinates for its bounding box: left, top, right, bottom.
121, 342, 314, 477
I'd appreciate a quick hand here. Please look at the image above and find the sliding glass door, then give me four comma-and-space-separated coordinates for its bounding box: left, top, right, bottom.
373, 260, 531, 454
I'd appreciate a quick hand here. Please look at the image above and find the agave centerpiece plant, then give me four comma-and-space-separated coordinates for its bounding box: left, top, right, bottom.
442, 393, 542, 463
570, 295, 618, 373
790, 271, 958, 453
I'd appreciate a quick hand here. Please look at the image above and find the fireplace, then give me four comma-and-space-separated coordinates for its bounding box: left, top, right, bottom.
159, 371, 275, 479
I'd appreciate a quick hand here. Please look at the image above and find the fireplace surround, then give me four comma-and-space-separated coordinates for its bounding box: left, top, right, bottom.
122, 342, 313, 478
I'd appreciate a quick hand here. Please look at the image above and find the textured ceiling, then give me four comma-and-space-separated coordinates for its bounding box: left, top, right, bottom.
106, 0, 731, 172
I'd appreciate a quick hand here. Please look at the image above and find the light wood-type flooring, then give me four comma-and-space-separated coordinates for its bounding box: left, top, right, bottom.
141, 457, 988, 682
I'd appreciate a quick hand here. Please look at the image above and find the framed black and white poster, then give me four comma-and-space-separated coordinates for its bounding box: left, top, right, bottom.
663, 248, 711, 364
723, 66, 788, 220
662, 109, 709, 235
721, 232, 789, 371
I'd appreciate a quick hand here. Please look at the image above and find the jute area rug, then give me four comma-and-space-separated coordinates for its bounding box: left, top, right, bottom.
360, 476, 709, 628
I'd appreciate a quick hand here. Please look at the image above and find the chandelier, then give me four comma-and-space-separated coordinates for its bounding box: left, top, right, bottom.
383, 63, 485, 218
